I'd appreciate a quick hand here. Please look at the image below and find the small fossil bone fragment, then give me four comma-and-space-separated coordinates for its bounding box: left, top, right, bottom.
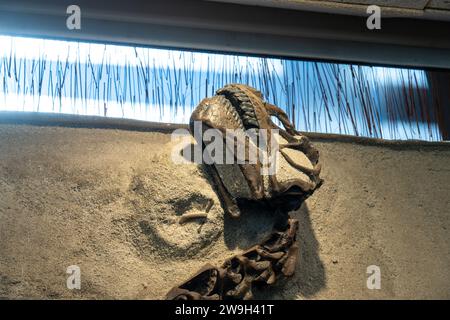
178, 213, 208, 224
178, 199, 214, 224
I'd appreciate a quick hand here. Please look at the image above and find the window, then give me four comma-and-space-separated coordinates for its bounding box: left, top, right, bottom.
0, 35, 446, 141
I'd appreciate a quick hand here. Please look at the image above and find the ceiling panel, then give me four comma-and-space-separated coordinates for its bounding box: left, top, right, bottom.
211, 0, 450, 19
332, 0, 428, 10
428, 0, 450, 10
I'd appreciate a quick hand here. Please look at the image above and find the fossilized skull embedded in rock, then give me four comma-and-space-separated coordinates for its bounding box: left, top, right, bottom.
190, 83, 322, 216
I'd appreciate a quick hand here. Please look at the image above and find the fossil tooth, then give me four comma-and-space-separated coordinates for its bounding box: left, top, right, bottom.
244, 110, 255, 118
240, 103, 253, 111
246, 118, 259, 127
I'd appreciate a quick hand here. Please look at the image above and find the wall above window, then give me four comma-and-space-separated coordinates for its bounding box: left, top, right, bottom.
0, 0, 449, 69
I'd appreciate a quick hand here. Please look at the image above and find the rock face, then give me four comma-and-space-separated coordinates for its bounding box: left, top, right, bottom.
127, 141, 224, 257
0, 119, 449, 299
0, 123, 276, 299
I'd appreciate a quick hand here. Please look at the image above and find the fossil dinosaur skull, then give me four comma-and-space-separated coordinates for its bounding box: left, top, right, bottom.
190, 83, 322, 217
